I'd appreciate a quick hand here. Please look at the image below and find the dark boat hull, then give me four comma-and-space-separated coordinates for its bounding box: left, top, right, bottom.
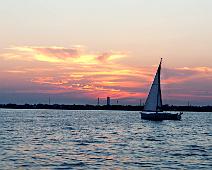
140, 112, 182, 121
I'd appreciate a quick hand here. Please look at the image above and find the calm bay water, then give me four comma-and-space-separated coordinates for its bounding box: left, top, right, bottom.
0, 109, 211, 169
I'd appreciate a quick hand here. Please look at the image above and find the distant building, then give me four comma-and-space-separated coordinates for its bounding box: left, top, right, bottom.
97, 97, 100, 106
107, 97, 110, 106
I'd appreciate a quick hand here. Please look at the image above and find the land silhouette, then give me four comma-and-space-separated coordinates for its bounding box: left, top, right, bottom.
0, 104, 212, 112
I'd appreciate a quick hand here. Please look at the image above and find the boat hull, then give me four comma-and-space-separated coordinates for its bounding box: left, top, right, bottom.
140, 112, 182, 121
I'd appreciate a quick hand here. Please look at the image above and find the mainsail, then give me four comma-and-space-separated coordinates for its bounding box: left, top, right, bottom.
144, 59, 163, 112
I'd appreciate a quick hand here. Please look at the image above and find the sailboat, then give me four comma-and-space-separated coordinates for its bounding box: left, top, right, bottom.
140, 58, 183, 121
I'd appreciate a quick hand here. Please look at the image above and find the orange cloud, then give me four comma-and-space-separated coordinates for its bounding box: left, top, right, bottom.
33, 47, 79, 58
1, 45, 212, 105
3, 46, 125, 65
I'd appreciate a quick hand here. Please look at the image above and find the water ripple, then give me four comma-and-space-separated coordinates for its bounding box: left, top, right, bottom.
0, 109, 211, 169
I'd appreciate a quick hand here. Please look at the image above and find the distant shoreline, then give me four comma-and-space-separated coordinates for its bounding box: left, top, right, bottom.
0, 104, 212, 112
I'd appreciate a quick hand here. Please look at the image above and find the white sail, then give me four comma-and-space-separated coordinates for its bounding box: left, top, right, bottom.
144, 59, 162, 112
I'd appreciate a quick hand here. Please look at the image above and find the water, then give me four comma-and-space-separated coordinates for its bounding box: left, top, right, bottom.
0, 109, 211, 169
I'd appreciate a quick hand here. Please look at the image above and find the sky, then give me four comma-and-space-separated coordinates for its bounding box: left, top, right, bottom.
0, 0, 212, 105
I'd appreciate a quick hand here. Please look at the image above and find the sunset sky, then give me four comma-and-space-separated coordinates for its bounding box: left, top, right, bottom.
0, 0, 212, 105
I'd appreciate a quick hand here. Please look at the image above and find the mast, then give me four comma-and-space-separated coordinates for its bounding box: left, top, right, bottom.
156, 58, 162, 112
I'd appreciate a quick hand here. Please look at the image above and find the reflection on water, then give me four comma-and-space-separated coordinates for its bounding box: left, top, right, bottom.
0, 109, 211, 169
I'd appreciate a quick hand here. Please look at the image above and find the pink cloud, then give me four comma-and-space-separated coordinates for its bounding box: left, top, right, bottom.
1, 45, 212, 105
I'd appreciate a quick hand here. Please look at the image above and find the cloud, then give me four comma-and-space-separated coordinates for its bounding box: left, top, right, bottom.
3, 46, 126, 64
33, 47, 79, 58
1, 45, 212, 105
97, 52, 126, 63
3, 46, 80, 63
162, 66, 212, 104
177, 67, 212, 73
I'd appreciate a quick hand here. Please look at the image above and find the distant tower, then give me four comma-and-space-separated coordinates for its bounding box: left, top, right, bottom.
107, 97, 111, 106
140, 99, 142, 106
97, 97, 100, 106
117, 100, 119, 105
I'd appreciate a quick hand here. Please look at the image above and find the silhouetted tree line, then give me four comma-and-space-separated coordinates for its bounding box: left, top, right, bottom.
0, 103, 212, 112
